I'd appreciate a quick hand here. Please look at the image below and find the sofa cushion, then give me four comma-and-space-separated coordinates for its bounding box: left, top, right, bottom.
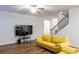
51, 35, 68, 43
42, 34, 51, 42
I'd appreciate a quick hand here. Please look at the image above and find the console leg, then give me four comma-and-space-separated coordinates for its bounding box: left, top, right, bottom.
17, 39, 21, 44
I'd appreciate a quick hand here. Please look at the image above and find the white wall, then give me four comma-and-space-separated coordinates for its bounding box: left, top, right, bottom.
44, 20, 50, 34
50, 18, 58, 29
0, 11, 44, 45
57, 7, 79, 47
50, 18, 58, 34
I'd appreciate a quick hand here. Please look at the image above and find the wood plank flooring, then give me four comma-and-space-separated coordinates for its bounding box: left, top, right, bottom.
0, 41, 54, 54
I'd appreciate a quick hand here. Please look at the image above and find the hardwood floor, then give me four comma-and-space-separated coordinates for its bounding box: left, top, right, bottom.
0, 41, 54, 54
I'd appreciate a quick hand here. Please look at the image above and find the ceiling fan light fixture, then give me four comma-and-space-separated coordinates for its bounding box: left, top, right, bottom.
21, 5, 44, 14
30, 7, 37, 13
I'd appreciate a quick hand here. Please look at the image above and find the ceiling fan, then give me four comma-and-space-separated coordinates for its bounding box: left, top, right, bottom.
27, 5, 45, 14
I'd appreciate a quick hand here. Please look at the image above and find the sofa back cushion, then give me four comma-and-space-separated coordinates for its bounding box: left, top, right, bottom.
51, 35, 68, 43
42, 34, 51, 42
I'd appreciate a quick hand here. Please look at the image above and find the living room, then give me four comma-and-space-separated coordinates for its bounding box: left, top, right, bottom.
0, 5, 79, 54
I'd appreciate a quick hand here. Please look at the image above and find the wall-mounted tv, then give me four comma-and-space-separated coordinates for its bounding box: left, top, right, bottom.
15, 25, 33, 36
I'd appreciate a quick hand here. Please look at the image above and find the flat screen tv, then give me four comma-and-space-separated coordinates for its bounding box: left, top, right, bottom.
15, 25, 33, 36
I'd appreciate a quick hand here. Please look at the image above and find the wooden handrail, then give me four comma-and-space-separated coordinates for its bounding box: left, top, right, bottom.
50, 15, 69, 31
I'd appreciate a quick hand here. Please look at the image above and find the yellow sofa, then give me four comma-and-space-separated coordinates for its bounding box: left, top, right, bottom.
36, 34, 69, 53
36, 34, 79, 54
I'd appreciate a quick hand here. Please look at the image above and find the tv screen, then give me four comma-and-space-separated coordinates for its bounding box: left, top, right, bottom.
15, 25, 32, 36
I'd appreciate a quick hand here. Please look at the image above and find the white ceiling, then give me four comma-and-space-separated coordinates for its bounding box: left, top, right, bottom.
0, 5, 79, 19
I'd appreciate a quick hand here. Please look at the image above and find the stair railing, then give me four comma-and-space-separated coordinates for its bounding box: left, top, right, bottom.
50, 14, 69, 35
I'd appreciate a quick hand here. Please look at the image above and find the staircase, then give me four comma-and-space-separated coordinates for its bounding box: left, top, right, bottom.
50, 12, 69, 35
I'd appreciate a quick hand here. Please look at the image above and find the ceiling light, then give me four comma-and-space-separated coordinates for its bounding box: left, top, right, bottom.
30, 7, 37, 13
21, 5, 44, 14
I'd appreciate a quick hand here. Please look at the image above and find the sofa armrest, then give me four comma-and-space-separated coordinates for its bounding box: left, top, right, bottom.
36, 37, 43, 42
